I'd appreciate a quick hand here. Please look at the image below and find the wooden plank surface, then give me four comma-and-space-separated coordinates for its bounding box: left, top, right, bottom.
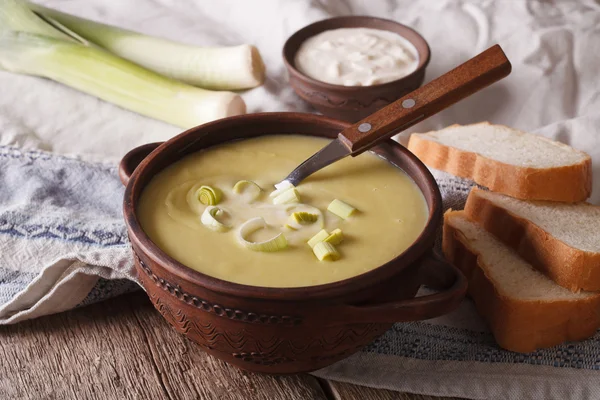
0, 292, 166, 400
0, 292, 326, 400
0, 291, 459, 400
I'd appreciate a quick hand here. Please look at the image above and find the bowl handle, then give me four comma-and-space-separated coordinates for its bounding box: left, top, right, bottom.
335, 251, 468, 324
119, 142, 163, 186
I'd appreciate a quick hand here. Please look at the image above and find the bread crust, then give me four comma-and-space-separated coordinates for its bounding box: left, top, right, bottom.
443, 211, 600, 353
464, 188, 600, 292
407, 122, 592, 202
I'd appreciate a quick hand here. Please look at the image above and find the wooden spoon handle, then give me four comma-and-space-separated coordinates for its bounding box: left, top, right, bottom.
339, 44, 511, 153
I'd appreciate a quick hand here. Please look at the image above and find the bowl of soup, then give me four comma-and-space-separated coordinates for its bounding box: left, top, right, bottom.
283, 16, 431, 122
120, 113, 466, 374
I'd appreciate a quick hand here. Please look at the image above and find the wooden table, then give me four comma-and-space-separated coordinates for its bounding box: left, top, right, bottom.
0, 291, 458, 400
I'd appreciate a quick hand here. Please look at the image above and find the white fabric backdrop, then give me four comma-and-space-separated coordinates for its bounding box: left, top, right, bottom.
1, 0, 599, 203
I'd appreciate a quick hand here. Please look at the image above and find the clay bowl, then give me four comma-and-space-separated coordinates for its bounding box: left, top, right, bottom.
119, 113, 466, 374
283, 16, 431, 122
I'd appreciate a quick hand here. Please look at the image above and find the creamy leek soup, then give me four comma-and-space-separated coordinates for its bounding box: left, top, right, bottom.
138, 135, 428, 288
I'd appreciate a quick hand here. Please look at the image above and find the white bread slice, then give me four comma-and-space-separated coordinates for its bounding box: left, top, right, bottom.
464, 188, 600, 292
407, 122, 592, 202
443, 210, 600, 353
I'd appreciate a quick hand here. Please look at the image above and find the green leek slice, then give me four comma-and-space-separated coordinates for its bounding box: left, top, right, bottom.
327, 199, 356, 219
272, 188, 300, 205
197, 186, 222, 205
289, 212, 318, 225
284, 205, 324, 230
232, 180, 262, 202
313, 242, 340, 261
307, 229, 329, 248
200, 206, 230, 232
324, 228, 344, 245
236, 217, 288, 252
286, 212, 318, 231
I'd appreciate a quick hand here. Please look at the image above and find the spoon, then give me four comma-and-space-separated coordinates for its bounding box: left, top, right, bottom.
277, 44, 511, 188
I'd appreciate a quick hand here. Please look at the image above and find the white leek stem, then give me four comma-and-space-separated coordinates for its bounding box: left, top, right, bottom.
0, 31, 246, 128
29, 3, 266, 90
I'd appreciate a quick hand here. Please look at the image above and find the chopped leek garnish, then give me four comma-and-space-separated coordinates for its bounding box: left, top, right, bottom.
232, 180, 262, 202
307, 229, 330, 248
274, 180, 292, 190
200, 206, 230, 232
284, 205, 324, 230
0, 1, 246, 128
29, 3, 266, 90
324, 228, 344, 245
289, 212, 318, 224
270, 181, 295, 198
286, 211, 318, 231
327, 199, 357, 219
237, 217, 288, 252
313, 242, 340, 261
272, 188, 300, 205
197, 186, 222, 206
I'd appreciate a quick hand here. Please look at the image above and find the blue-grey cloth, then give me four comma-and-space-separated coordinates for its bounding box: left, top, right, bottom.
1, 144, 599, 400
0, 145, 137, 323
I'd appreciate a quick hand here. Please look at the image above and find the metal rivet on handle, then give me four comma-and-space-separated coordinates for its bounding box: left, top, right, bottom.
358, 123, 371, 133
402, 99, 416, 108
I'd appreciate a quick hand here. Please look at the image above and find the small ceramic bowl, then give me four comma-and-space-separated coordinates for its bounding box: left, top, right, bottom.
119, 113, 465, 374
283, 16, 431, 122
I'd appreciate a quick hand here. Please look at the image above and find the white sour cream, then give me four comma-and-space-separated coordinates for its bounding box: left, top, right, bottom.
294, 27, 419, 86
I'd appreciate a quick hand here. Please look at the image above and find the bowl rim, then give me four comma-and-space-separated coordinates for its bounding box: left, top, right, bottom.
282, 15, 431, 91
123, 112, 442, 301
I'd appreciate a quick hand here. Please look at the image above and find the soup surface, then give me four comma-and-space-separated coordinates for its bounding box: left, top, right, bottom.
138, 135, 428, 287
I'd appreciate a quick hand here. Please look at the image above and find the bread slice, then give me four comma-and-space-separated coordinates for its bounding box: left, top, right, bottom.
407, 122, 592, 202
464, 188, 600, 292
443, 210, 600, 353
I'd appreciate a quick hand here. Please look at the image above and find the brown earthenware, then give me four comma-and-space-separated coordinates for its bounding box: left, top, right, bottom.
283, 16, 431, 122
119, 113, 466, 374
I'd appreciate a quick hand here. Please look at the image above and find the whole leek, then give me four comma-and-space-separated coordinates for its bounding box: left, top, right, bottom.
0, 0, 247, 128
0, 31, 246, 128
29, 3, 266, 90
